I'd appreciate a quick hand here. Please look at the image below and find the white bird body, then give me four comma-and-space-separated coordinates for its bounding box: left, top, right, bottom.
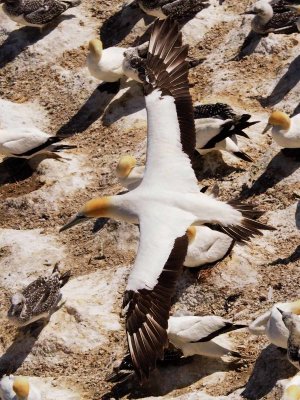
87, 45, 126, 82
167, 315, 245, 358
0, 375, 41, 400
271, 114, 300, 148
249, 301, 300, 348
184, 225, 233, 267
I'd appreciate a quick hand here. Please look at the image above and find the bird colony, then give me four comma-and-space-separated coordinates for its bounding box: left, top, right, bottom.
0, 0, 299, 399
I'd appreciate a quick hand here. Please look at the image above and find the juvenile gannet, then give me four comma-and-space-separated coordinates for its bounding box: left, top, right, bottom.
138, 0, 209, 19
249, 300, 300, 348
271, 0, 300, 13
195, 116, 256, 162
263, 111, 300, 150
244, 0, 299, 33
1, 0, 81, 28
0, 376, 41, 400
7, 264, 71, 327
280, 309, 300, 370
60, 18, 274, 382
184, 225, 234, 268
0, 126, 75, 159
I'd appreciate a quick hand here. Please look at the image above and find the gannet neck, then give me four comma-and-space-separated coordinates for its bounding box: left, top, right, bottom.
88, 39, 103, 62
186, 226, 196, 243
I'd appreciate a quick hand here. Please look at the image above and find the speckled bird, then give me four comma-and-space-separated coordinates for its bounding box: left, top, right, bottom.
138, 0, 209, 20
1, 0, 81, 28
7, 264, 71, 327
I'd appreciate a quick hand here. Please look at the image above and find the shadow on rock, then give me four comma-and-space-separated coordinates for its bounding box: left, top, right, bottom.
257, 55, 300, 107
0, 158, 33, 185
57, 81, 121, 136
241, 345, 296, 399
232, 30, 263, 61
296, 201, 300, 230
269, 245, 300, 266
0, 16, 74, 69
99, 1, 147, 48
240, 151, 300, 199
0, 322, 45, 375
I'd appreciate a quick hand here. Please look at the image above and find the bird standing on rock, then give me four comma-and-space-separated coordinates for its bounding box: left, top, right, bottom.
1, 0, 81, 28
280, 309, 300, 370
137, 0, 209, 20
61, 18, 274, 382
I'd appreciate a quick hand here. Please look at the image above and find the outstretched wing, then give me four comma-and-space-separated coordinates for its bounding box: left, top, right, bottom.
139, 18, 198, 193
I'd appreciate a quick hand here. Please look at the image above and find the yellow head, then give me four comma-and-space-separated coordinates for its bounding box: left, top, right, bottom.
116, 155, 137, 178
88, 39, 103, 59
13, 377, 30, 399
269, 111, 291, 129
285, 385, 300, 400
60, 197, 112, 232
290, 300, 300, 315
186, 226, 196, 244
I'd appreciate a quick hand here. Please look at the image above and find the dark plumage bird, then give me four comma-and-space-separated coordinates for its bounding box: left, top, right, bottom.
194, 103, 259, 162
1, 0, 81, 28
7, 264, 71, 327
279, 309, 300, 370
270, 0, 300, 13
137, 0, 209, 20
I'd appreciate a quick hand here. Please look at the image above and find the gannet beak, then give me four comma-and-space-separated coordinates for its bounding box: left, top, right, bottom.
277, 308, 284, 315
262, 123, 272, 134
59, 213, 88, 232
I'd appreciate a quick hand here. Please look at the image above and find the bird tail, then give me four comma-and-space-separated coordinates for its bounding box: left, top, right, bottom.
220, 201, 275, 243
51, 143, 77, 153
233, 151, 253, 162
52, 263, 71, 287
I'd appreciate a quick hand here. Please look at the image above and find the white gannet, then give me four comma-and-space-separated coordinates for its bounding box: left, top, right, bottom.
0, 376, 41, 400
0, 125, 76, 159
195, 118, 255, 162
1, 0, 81, 28
249, 300, 300, 348
60, 18, 274, 382
184, 225, 234, 268
116, 155, 145, 191
263, 111, 300, 150
137, 0, 209, 20
244, 0, 299, 33
280, 309, 300, 370
7, 264, 71, 327
282, 372, 300, 400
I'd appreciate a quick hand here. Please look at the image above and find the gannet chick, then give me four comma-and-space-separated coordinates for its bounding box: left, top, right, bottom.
244, 0, 299, 33
282, 372, 300, 400
0, 125, 75, 159
116, 155, 144, 191
60, 18, 274, 383
280, 310, 300, 370
195, 117, 256, 162
138, 0, 209, 20
0, 376, 41, 400
184, 226, 234, 268
1, 0, 81, 28
263, 111, 300, 152
7, 264, 71, 327
249, 300, 300, 348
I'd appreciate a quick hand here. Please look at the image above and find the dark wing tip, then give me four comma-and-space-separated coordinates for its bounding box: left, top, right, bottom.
233, 151, 253, 162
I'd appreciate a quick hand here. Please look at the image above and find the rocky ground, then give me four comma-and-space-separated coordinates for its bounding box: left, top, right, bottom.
0, 0, 299, 399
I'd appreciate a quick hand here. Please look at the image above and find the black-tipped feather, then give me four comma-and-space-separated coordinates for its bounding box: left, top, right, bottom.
233, 151, 253, 162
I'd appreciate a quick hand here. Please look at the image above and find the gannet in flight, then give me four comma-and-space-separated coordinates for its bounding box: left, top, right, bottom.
249, 300, 300, 348
1, 0, 81, 28
0, 375, 41, 400
7, 264, 71, 327
60, 18, 274, 382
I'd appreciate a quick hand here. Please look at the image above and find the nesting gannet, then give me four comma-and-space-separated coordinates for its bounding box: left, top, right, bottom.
0, 376, 41, 400
184, 226, 234, 268
244, 0, 299, 33
1, 0, 81, 28
263, 111, 300, 150
249, 300, 300, 348
280, 309, 300, 370
116, 155, 144, 191
271, 0, 300, 13
137, 0, 209, 19
0, 126, 75, 159
282, 372, 300, 400
7, 264, 71, 327
60, 18, 274, 382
